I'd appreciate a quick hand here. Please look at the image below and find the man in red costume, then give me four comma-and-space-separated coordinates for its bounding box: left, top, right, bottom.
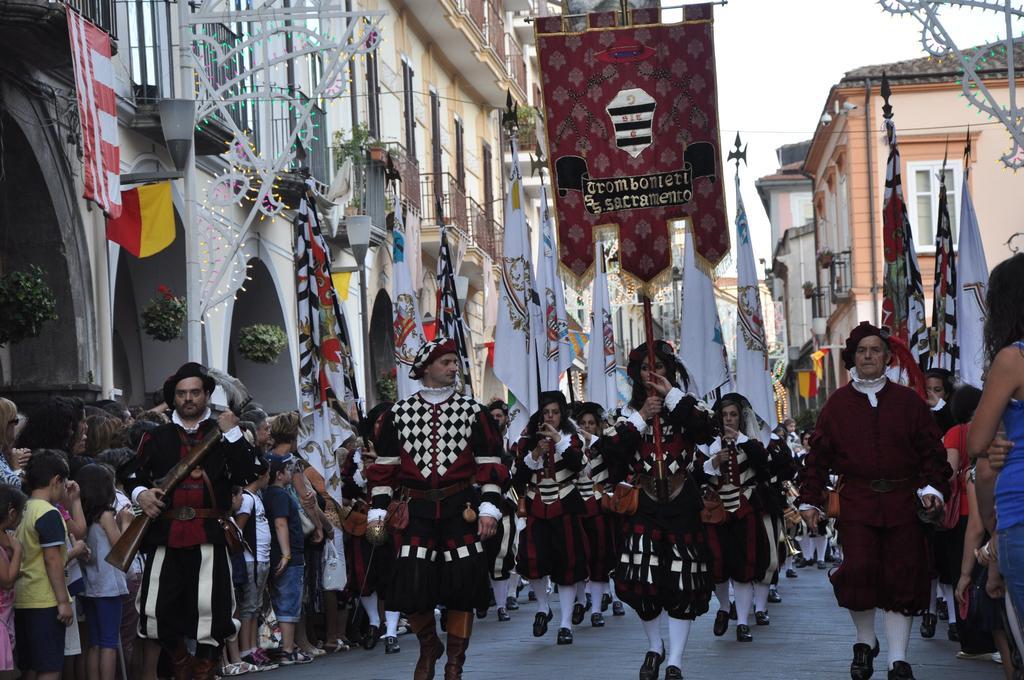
366, 338, 508, 680
798, 322, 950, 680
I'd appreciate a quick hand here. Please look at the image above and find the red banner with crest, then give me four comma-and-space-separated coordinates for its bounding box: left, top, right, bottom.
535, 4, 729, 292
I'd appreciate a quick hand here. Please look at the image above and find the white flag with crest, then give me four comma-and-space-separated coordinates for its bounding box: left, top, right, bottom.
733, 175, 776, 436
535, 185, 573, 391
494, 139, 540, 440
586, 241, 618, 411
677, 227, 730, 400
391, 202, 426, 399
955, 179, 988, 388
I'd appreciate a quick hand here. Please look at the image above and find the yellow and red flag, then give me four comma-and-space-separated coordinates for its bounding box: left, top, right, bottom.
106, 183, 175, 257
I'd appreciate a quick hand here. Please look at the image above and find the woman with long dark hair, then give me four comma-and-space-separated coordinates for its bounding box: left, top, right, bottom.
703, 393, 772, 642
968, 253, 1024, 650
513, 391, 588, 646
16, 397, 87, 455
600, 341, 716, 680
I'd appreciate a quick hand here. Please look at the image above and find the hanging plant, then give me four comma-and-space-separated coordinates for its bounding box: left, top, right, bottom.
375, 367, 397, 402
802, 281, 815, 299
0, 265, 58, 345
237, 324, 288, 364
141, 285, 186, 341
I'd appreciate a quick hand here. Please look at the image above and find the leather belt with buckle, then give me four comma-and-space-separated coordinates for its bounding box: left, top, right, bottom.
405, 480, 472, 502
162, 507, 222, 521
846, 477, 911, 494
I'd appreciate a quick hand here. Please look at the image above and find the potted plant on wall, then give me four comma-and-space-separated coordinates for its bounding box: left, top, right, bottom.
237, 323, 288, 364
141, 285, 187, 341
0, 265, 58, 345
817, 248, 835, 269
368, 141, 388, 164
802, 281, 815, 299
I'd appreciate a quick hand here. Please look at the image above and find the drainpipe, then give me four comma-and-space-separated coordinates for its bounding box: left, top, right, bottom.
865, 78, 879, 325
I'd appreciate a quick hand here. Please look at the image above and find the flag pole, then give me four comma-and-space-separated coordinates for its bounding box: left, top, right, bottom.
642, 295, 668, 502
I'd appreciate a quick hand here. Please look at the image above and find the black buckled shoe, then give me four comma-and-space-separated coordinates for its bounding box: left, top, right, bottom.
556, 627, 573, 645
768, 586, 782, 603
665, 665, 684, 680
638, 650, 664, 680
736, 624, 752, 642
506, 596, 519, 611
786, 568, 798, 578
528, 590, 537, 602
755, 611, 770, 626
729, 601, 737, 620
794, 555, 807, 568
612, 600, 625, 616
496, 607, 510, 622
475, 607, 488, 619
572, 603, 586, 626
601, 593, 612, 612
591, 612, 605, 627
850, 642, 874, 680
887, 661, 914, 679
947, 623, 959, 641
936, 598, 949, 622
919, 612, 937, 639
363, 624, 380, 650
532, 610, 553, 637
713, 610, 729, 637
384, 636, 400, 655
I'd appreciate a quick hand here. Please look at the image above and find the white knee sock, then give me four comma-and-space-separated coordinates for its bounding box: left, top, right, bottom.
714, 582, 731, 613
587, 580, 605, 602
814, 535, 828, 561
799, 536, 814, 559
666, 617, 691, 669
884, 610, 912, 669
927, 578, 938, 613
575, 580, 587, 603
610, 576, 621, 603
531, 578, 550, 614
641, 614, 664, 654
558, 582, 577, 630
849, 608, 877, 645
359, 594, 380, 627
783, 555, 793, 572
492, 579, 510, 610
753, 583, 770, 612
384, 610, 400, 638
733, 581, 753, 626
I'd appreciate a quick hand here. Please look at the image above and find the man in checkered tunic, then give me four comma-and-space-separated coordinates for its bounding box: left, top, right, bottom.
366, 338, 508, 680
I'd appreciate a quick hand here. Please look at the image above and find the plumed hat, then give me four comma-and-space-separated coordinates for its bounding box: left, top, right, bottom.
162, 362, 216, 407
841, 321, 891, 370
409, 338, 458, 379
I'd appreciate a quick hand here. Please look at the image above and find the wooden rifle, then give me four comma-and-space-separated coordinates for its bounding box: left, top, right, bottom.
105, 427, 223, 572
641, 296, 669, 503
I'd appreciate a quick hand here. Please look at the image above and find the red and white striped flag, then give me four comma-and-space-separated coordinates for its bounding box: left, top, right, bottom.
67, 7, 121, 218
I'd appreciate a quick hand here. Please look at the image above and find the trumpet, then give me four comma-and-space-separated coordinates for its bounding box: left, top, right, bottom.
782, 532, 802, 559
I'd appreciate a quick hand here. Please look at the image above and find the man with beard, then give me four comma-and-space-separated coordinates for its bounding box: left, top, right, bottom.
366, 338, 508, 680
799, 323, 950, 680
126, 362, 263, 680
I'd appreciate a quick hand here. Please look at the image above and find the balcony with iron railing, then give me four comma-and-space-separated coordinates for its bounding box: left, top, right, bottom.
383, 142, 422, 215
0, 0, 118, 69
421, 173, 468, 234
506, 33, 527, 96
468, 196, 503, 262
826, 250, 853, 303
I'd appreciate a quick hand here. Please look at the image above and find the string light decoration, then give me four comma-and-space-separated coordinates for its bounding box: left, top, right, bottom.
878, 1, 1024, 169
184, 1, 386, 317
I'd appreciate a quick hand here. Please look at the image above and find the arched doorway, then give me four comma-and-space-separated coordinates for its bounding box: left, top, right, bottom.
227, 258, 297, 414
368, 289, 396, 404
0, 84, 97, 402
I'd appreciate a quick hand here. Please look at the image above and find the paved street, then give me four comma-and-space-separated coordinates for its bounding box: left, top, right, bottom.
272, 566, 1003, 680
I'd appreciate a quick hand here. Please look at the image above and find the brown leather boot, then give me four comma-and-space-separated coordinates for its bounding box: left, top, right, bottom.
409, 612, 444, 680
170, 640, 193, 680
191, 656, 217, 680
443, 610, 474, 680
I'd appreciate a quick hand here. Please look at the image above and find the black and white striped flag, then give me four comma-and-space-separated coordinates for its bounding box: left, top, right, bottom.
436, 224, 474, 396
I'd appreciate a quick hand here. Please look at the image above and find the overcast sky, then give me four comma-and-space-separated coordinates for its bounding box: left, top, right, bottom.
661, 0, 1013, 271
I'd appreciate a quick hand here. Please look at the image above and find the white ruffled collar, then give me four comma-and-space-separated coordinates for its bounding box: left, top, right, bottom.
418, 385, 457, 404
849, 368, 887, 407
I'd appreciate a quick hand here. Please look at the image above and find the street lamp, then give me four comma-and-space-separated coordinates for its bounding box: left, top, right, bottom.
346, 215, 374, 408
454, 276, 469, 306
158, 98, 201, 361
